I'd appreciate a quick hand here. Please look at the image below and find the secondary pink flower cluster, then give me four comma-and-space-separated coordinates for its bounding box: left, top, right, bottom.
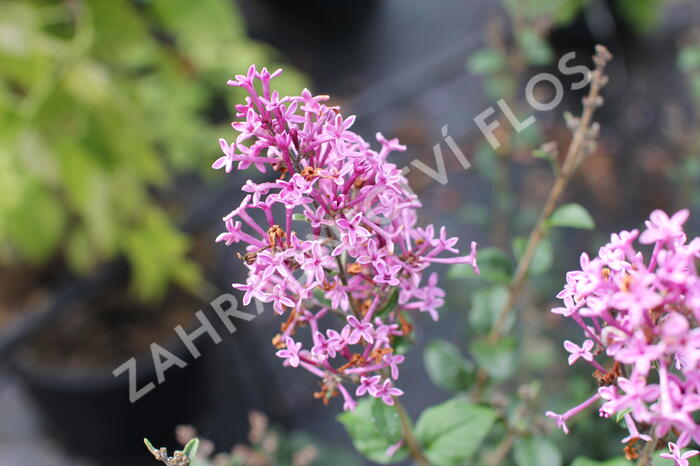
547, 209, 700, 463
214, 66, 478, 411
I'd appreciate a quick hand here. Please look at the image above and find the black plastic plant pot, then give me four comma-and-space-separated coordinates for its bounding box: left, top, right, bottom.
8, 321, 208, 465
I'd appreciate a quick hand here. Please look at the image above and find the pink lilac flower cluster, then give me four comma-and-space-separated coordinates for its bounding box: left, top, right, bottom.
214, 65, 478, 411
546, 209, 700, 463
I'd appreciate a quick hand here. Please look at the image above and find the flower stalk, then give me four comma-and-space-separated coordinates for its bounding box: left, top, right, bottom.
636, 432, 657, 466
487, 44, 612, 345
472, 45, 612, 402
393, 398, 429, 466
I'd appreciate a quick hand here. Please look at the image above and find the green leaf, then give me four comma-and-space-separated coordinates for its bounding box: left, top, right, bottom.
514, 436, 562, 466
518, 29, 553, 65
692, 76, 700, 102
447, 263, 475, 280
470, 337, 516, 380
512, 120, 542, 149
616, 407, 633, 423
143, 437, 156, 453
533, 149, 554, 161
150, 0, 245, 70
313, 287, 332, 307
553, 0, 587, 26
370, 399, 403, 445
469, 286, 510, 334
679, 46, 700, 71
533, 147, 560, 174
7, 182, 66, 263
182, 438, 200, 459
448, 247, 512, 285
414, 398, 496, 465
423, 341, 475, 392
292, 212, 308, 222
571, 457, 631, 466
66, 227, 95, 273
337, 398, 407, 464
521, 336, 556, 371
63, 60, 111, 105
458, 203, 489, 227
90, 1, 158, 67
376, 287, 400, 318
467, 48, 507, 75
615, 0, 663, 34
512, 237, 553, 276
548, 203, 595, 230
484, 75, 516, 101
474, 142, 498, 182
390, 334, 413, 355
123, 210, 199, 301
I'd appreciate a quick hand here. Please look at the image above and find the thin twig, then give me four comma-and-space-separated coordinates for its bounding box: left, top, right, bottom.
483, 388, 534, 465
393, 398, 430, 466
471, 45, 612, 401
485, 430, 517, 466
487, 44, 611, 345
637, 432, 658, 466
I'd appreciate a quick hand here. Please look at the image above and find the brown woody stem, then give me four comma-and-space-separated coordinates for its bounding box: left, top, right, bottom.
472, 45, 612, 400
393, 398, 429, 466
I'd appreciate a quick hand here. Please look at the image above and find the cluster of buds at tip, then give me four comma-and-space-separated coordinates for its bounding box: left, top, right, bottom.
144, 441, 194, 466
214, 65, 478, 411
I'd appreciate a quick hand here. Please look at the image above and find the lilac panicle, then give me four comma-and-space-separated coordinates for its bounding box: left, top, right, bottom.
547, 209, 700, 462
214, 65, 478, 411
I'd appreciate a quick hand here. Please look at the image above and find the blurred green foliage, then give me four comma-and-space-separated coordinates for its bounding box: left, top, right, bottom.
501, 0, 589, 28
337, 398, 408, 464
0, 0, 306, 300
468, 0, 667, 102
673, 42, 700, 211
501, 0, 665, 37
459, 5, 628, 457
339, 396, 498, 465
513, 435, 562, 466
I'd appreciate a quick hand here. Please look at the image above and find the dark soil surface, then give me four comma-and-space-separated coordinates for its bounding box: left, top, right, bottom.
20, 286, 199, 369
